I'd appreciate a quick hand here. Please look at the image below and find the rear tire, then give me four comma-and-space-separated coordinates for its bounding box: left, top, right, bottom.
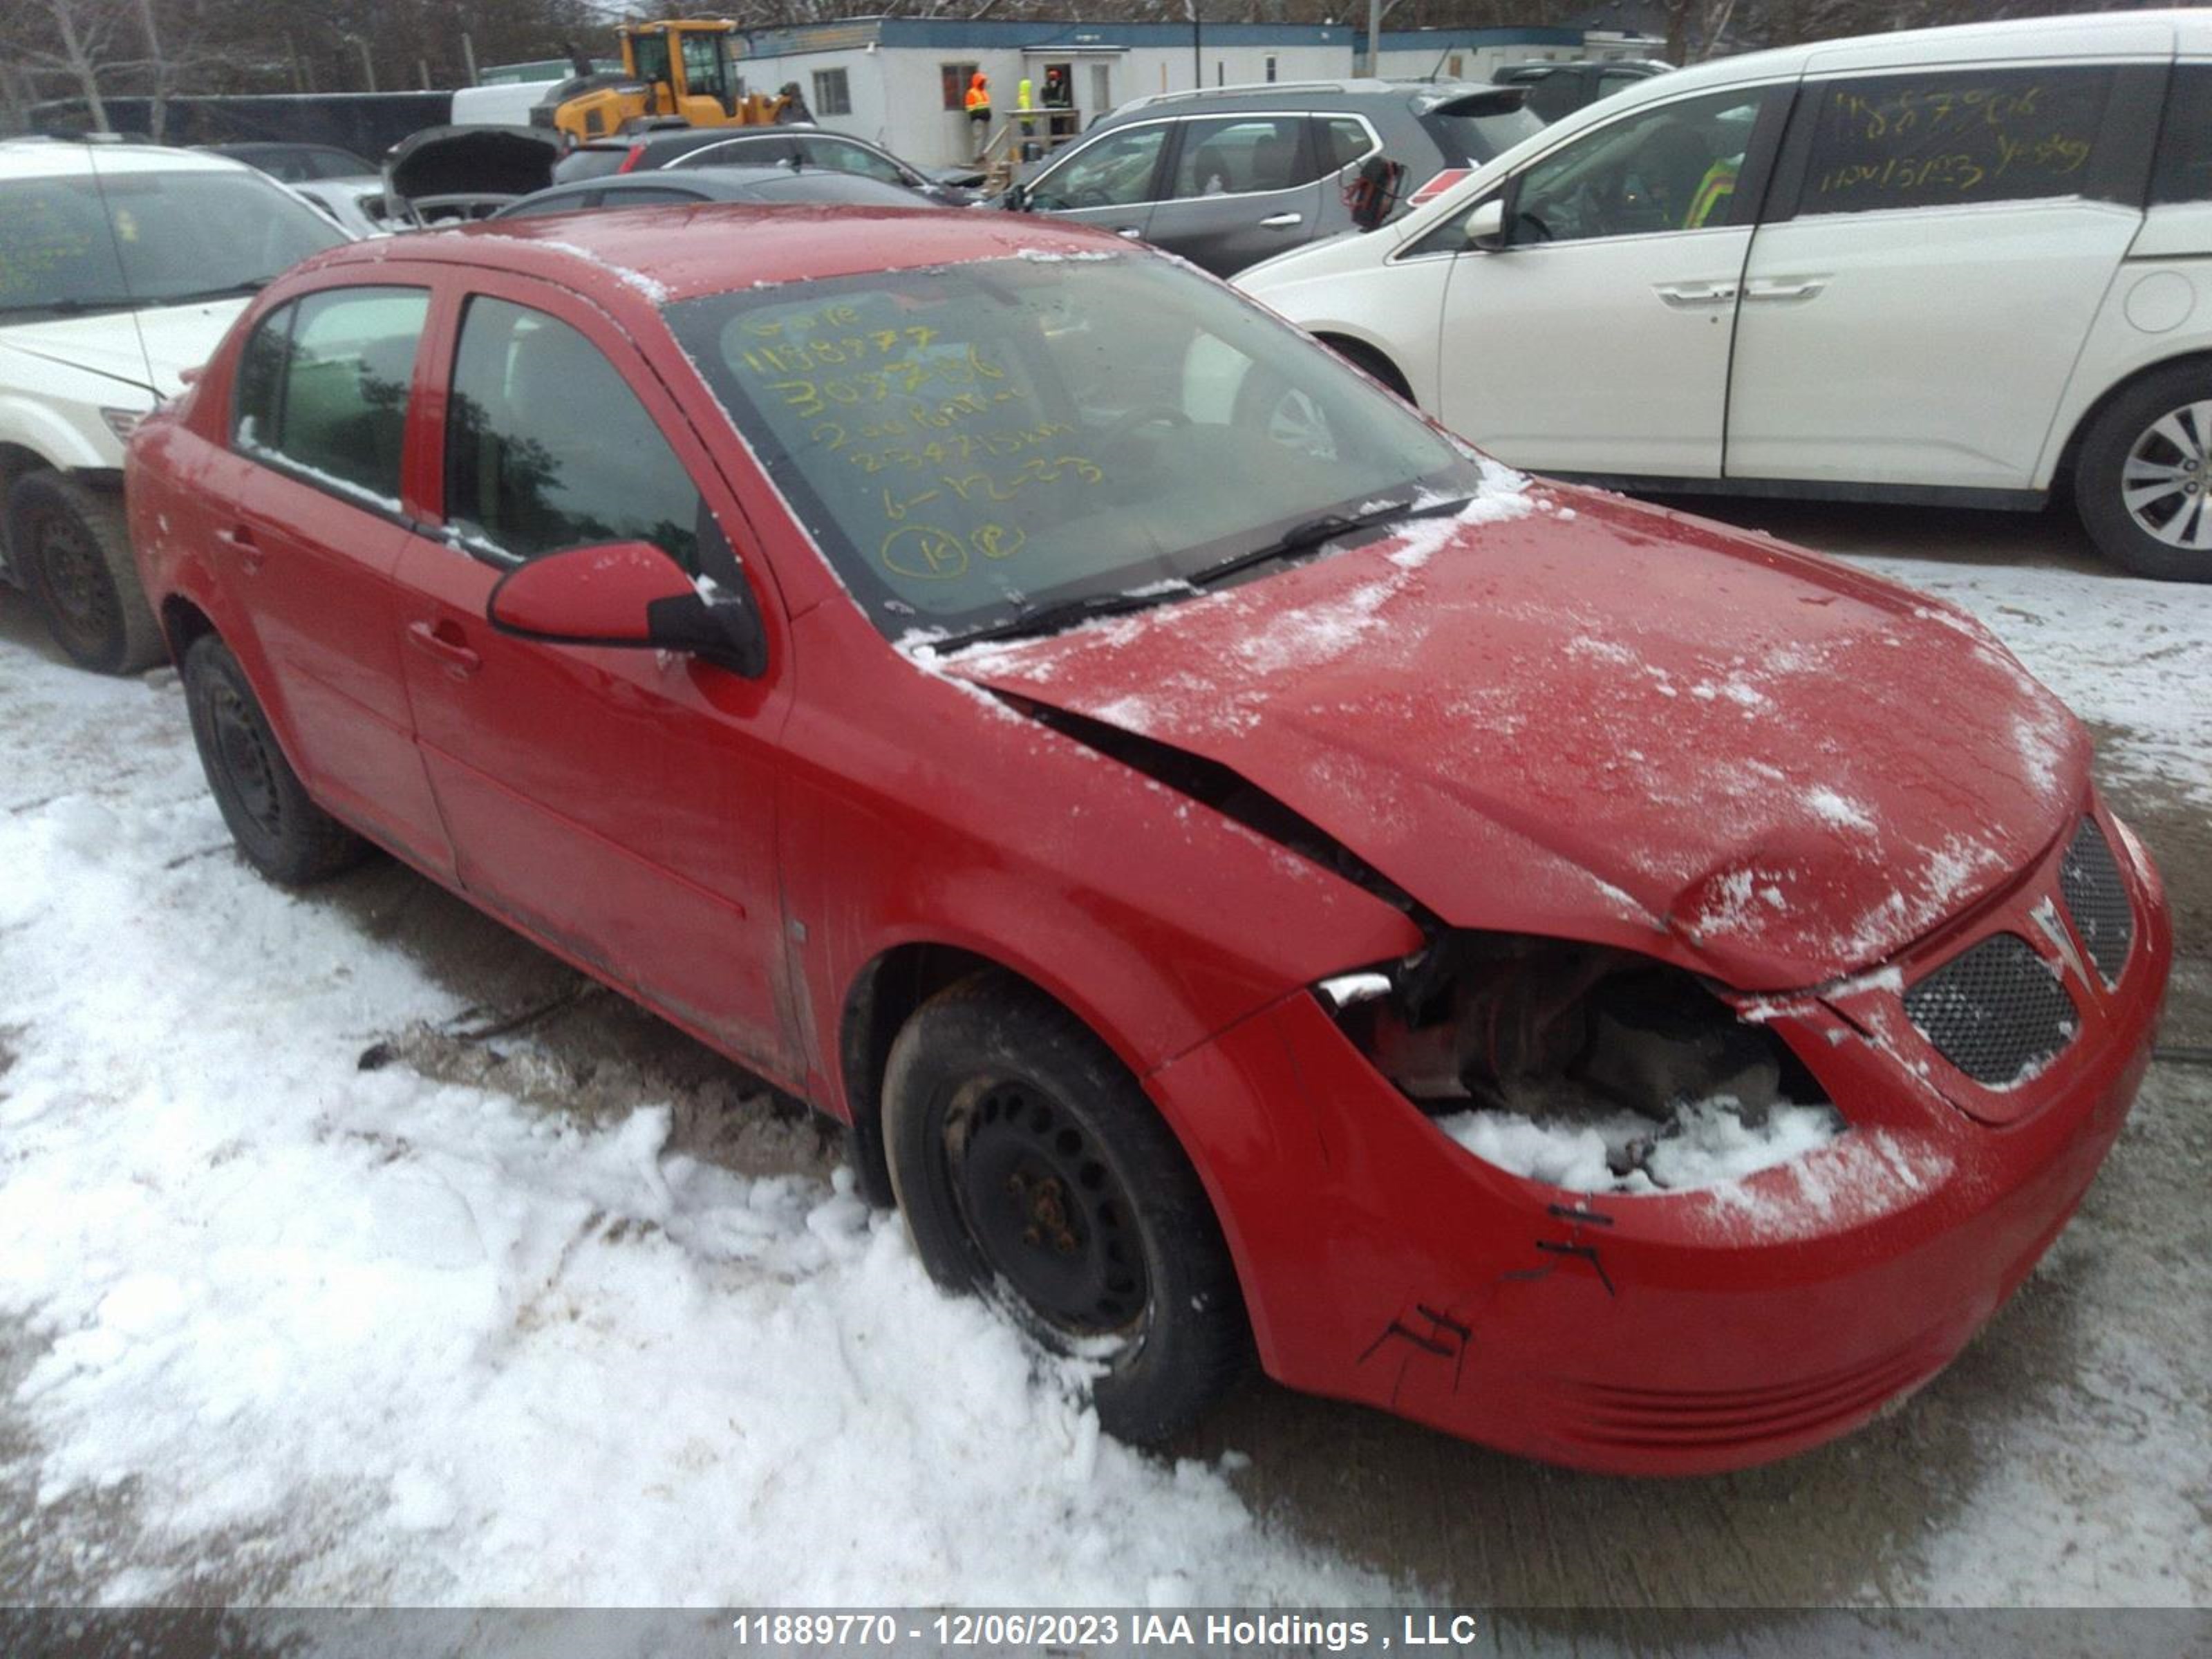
181, 635, 367, 886
883, 971, 1250, 1444
2074, 362, 2212, 582
8, 471, 164, 674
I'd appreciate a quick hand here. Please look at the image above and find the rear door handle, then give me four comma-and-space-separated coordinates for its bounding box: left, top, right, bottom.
1259, 212, 1303, 229
406, 619, 482, 679
1653, 282, 1738, 308
1743, 277, 1827, 302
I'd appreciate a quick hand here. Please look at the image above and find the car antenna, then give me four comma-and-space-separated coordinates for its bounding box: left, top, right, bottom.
82, 142, 161, 399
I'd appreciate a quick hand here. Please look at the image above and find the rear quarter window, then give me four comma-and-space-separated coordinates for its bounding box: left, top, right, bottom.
2152, 64, 2212, 205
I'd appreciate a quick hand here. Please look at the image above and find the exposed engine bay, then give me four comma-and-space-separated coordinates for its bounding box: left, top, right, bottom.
1327, 935, 1843, 1191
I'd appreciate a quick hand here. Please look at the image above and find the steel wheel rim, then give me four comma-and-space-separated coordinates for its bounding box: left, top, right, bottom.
940, 1076, 1151, 1340
30, 508, 119, 656
2121, 399, 2212, 552
206, 681, 284, 839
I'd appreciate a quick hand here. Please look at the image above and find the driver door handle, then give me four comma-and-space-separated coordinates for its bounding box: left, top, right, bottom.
1112, 225, 1144, 238
1653, 281, 1738, 308
406, 618, 482, 679
1259, 212, 1302, 229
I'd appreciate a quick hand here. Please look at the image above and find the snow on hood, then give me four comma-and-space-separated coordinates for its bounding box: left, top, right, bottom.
0, 297, 249, 398
936, 485, 2088, 992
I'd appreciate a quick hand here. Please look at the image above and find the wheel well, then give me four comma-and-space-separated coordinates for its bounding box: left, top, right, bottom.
838, 943, 1000, 1206
162, 594, 218, 662
0, 443, 55, 565
2054, 348, 2212, 497
1315, 333, 1414, 404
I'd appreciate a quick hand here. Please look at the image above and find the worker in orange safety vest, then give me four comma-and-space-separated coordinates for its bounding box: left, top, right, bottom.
964, 71, 991, 158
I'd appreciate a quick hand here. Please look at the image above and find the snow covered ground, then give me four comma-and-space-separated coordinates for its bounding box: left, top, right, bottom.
0, 635, 1384, 1608
1, 512, 2206, 1615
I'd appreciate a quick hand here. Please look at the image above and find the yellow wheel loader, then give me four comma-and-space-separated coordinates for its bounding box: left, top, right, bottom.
532, 20, 791, 144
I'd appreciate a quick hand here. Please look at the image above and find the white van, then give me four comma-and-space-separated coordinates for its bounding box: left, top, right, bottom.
1234, 11, 2212, 581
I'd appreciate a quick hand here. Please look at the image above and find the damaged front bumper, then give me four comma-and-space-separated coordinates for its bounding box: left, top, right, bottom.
1147, 801, 2171, 1474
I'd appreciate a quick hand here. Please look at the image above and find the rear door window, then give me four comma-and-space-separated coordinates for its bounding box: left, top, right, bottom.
443, 295, 702, 572
1792, 66, 2122, 215
1168, 116, 1313, 198
235, 285, 429, 510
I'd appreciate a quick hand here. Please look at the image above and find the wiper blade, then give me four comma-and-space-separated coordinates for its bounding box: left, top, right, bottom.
149, 279, 272, 306
1189, 494, 1472, 590
0, 297, 138, 317
935, 583, 1190, 650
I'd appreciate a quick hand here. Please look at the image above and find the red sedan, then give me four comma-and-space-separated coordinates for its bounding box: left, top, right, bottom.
126, 205, 2169, 1473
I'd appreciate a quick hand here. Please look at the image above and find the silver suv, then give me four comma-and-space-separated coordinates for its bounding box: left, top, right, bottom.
996, 79, 1541, 276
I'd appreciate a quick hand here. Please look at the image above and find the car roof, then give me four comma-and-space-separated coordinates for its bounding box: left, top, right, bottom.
312, 201, 1122, 303
0, 138, 261, 182
1112, 76, 1505, 115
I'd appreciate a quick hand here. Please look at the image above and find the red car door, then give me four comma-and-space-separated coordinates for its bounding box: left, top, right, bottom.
221, 279, 453, 874
391, 270, 800, 1081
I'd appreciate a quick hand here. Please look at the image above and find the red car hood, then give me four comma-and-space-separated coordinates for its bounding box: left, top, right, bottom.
940, 486, 2088, 991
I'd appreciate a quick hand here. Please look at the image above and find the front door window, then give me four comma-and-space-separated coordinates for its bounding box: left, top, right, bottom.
1031, 124, 1168, 212
1512, 88, 1765, 243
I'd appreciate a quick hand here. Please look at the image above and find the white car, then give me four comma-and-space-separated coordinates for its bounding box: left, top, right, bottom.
0, 139, 348, 671
1234, 10, 2212, 581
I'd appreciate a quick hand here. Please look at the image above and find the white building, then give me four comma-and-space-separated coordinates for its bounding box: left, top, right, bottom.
734, 17, 1359, 170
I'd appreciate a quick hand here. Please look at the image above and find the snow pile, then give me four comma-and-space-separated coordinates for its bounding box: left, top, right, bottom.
1432, 1096, 1845, 1196
0, 645, 1385, 1607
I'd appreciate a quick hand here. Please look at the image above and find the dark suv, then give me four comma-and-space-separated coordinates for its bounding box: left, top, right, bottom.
996, 79, 1540, 276
550, 126, 975, 203
1490, 59, 1671, 124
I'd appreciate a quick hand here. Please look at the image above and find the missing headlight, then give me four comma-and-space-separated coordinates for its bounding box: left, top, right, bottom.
1322, 935, 1841, 1193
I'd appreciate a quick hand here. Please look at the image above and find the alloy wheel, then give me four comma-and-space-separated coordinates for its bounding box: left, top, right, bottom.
2121, 400, 2212, 551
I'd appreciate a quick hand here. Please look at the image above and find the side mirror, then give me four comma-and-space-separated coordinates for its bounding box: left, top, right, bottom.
1002, 182, 1031, 212
1463, 196, 1508, 250
487, 540, 767, 678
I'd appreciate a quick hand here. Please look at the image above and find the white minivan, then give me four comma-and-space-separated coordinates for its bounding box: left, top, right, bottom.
1234, 11, 2212, 580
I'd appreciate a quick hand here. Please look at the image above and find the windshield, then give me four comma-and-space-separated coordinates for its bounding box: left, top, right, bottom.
0, 168, 346, 319
667, 252, 1480, 642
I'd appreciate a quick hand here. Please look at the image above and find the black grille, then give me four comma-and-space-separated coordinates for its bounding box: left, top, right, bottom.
1904, 932, 2077, 1087
2059, 817, 2133, 987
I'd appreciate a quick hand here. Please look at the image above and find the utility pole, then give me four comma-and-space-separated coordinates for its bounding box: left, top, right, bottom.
1190, 0, 1201, 89
1365, 0, 1380, 78
355, 36, 377, 92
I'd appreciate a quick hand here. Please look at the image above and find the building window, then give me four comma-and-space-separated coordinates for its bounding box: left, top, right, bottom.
941, 62, 979, 111
1265, 55, 1277, 83
812, 68, 852, 116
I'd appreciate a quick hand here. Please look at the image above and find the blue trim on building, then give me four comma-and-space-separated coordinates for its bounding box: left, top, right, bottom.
1376, 25, 1584, 50
740, 15, 1353, 63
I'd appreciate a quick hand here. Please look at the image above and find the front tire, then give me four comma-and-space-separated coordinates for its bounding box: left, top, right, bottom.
883, 972, 1250, 1443
2074, 362, 2212, 582
182, 635, 367, 885
8, 471, 165, 673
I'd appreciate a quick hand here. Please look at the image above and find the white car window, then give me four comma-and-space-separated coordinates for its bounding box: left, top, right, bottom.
1796, 66, 2119, 216
1512, 88, 1763, 243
